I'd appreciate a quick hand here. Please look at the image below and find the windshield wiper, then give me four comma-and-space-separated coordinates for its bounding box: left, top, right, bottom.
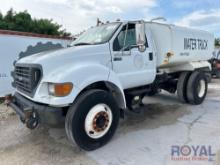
74, 42, 92, 46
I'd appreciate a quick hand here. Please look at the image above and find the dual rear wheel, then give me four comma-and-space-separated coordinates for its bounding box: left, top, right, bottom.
177, 71, 208, 105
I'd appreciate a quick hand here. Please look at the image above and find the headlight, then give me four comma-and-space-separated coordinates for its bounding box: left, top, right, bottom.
48, 83, 73, 97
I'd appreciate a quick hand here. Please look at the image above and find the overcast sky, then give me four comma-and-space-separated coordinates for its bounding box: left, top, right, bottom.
1, 0, 220, 37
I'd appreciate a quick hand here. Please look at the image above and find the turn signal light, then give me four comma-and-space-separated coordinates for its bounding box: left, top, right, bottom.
48, 83, 73, 97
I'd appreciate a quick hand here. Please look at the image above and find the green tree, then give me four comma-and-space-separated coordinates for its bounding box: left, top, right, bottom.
33, 19, 61, 35
0, 11, 7, 29
215, 38, 220, 47
0, 12, 3, 20
4, 8, 14, 22
0, 8, 71, 37
13, 10, 32, 32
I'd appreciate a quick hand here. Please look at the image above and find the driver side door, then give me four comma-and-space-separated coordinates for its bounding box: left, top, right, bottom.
110, 23, 156, 89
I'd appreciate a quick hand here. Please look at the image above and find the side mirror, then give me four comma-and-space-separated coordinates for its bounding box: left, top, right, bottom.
135, 22, 146, 52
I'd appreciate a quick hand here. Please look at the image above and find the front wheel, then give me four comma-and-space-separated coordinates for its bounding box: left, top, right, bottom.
65, 89, 120, 151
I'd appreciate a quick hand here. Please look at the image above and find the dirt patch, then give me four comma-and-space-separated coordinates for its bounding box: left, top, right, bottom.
0, 116, 98, 165
0, 104, 16, 121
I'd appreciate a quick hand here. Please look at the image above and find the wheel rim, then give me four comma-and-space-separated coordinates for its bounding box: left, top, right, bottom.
84, 104, 113, 139
197, 79, 206, 98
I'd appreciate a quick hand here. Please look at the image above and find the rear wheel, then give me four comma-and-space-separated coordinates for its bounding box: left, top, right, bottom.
177, 72, 191, 103
65, 89, 120, 151
186, 71, 208, 105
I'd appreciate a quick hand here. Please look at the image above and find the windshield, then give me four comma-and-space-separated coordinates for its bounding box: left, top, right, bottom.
71, 23, 121, 46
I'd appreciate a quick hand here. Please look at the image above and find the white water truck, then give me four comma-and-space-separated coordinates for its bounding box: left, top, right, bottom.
7, 20, 214, 150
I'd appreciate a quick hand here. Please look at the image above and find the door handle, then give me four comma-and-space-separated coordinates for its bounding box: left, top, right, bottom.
113, 57, 122, 61
149, 52, 153, 61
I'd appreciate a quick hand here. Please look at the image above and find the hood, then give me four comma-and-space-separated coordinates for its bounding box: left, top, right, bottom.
17, 43, 111, 74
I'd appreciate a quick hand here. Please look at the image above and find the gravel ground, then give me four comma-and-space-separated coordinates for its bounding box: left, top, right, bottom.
1, 79, 220, 165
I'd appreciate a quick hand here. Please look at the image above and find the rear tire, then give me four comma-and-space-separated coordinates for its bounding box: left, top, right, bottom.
65, 89, 120, 151
186, 71, 208, 105
177, 72, 191, 103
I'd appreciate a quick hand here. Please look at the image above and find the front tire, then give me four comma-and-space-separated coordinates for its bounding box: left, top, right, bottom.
186, 71, 208, 105
65, 89, 120, 151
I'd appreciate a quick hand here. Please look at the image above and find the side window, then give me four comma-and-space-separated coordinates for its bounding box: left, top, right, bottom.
113, 24, 136, 51
113, 23, 149, 51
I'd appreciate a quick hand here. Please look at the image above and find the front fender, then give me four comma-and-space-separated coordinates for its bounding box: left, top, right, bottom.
35, 63, 110, 106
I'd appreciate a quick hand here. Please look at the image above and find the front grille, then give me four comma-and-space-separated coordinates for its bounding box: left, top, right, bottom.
14, 64, 42, 96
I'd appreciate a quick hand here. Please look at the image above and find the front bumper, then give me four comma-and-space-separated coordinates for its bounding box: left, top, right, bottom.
9, 92, 65, 126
